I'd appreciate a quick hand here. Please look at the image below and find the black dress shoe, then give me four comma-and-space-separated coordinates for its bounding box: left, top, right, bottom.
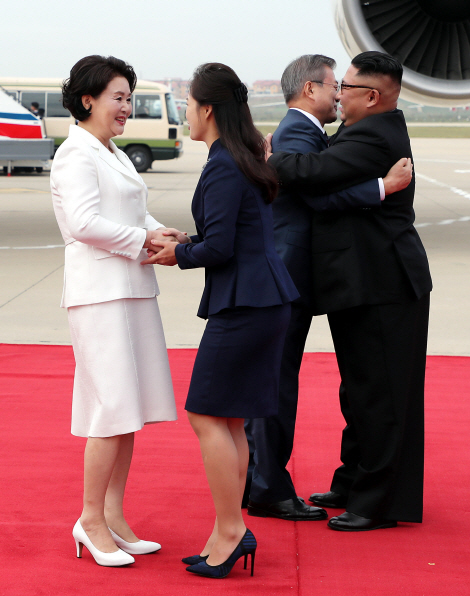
327, 511, 398, 531
247, 497, 328, 521
309, 491, 348, 508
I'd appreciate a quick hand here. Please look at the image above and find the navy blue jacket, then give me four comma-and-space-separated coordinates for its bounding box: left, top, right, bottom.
272, 109, 381, 304
175, 139, 299, 319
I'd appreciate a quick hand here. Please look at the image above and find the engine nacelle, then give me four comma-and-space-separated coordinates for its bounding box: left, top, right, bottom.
334, 0, 470, 107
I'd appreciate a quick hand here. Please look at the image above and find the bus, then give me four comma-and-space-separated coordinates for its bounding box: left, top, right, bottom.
0, 78, 183, 172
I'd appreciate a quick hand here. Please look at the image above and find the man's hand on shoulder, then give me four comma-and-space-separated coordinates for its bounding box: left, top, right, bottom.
265, 133, 273, 162
383, 158, 413, 196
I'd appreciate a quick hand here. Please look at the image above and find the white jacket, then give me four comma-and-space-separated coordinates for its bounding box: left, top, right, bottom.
51, 125, 163, 308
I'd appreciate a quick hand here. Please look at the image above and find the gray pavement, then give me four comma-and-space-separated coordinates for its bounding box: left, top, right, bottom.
0, 137, 469, 355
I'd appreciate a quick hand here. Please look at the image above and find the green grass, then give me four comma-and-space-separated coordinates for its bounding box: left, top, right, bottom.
259, 124, 470, 138
185, 124, 278, 137
406, 126, 470, 138
185, 123, 470, 138
255, 124, 278, 137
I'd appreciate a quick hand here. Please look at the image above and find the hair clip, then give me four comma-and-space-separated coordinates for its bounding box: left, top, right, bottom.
234, 84, 248, 103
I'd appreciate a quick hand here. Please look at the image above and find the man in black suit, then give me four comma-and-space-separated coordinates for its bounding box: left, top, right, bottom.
268, 51, 432, 530
246, 55, 408, 521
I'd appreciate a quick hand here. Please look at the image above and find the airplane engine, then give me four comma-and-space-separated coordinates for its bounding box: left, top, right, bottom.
334, 0, 470, 106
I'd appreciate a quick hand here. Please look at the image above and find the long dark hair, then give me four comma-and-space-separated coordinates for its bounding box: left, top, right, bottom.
190, 63, 278, 203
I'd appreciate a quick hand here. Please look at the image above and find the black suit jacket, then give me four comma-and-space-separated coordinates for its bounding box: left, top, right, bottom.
269, 109, 432, 314
271, 109, 381, 305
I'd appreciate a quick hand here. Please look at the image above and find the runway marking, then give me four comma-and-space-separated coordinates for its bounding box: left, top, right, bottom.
0, 188, 50, 194
0, 264, 63, 309
416, 158, 470, 165
455, 170, 470, 173
415, 216, 470, 228
415, 173, 470, 201
0, 244, 63, 250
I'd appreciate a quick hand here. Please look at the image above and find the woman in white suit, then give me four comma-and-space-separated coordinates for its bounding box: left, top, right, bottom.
51, 55, 179, 566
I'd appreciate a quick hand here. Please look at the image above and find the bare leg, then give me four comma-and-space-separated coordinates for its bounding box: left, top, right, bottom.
80, 436, 121, 553
188, 413, 247, 566
105, 432, 139, 542
197, 518, 217, 556
198, 418, 249, 556
199, 418, 249, 556
228, 417, 250, 505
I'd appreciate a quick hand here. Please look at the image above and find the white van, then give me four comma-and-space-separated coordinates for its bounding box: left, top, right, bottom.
0, 78, 183, 172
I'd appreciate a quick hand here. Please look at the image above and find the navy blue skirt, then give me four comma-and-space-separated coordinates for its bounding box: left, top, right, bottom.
185, 304, 291, 418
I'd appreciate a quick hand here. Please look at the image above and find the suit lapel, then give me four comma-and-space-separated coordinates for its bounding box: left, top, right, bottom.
98, 141, 145, 188
329, 123, 345, 146
68, 125, 145, 188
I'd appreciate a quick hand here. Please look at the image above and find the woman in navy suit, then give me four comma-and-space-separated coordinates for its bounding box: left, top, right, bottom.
146, 63, 299, 578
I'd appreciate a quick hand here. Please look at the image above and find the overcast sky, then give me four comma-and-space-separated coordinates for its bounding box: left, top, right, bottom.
2, 0, 352, 84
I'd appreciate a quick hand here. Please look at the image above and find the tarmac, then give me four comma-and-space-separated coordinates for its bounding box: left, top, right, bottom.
0, 136, 469, 355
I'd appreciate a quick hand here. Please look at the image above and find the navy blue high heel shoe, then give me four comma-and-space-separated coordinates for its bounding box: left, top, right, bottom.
186, 529, 257, 579
181, 554, 208, 565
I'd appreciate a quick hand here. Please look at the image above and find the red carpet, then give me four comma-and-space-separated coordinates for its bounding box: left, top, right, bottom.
0, 344, 469, 595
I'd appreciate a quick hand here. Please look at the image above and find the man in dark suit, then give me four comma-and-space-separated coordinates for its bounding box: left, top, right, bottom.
268, 51, 432, 530
246, 54, 401, 521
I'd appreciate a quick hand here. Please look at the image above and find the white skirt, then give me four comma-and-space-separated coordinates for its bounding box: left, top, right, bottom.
67, 297, 177, 438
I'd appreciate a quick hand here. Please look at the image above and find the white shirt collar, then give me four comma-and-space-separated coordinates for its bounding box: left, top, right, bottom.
68, 124, 121, 154
67, 124, 144, 186
289, 108, 325, 134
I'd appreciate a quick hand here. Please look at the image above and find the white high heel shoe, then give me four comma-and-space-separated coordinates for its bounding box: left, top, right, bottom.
72, 520, 135, 567
109, 528, 161, 555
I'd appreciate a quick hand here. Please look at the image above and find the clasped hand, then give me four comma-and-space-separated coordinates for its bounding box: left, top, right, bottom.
140, 227, 189, 266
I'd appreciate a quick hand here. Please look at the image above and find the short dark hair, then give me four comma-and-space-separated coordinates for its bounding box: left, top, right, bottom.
62, 55, 137, 121
281, 54, 336, 103
31, 102, 39, 109
351, 51, 403, 86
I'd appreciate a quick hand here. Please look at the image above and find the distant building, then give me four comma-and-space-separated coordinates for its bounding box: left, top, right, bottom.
153, 78, 285, 98
252, 80, 282, 94
153, 78, 189, 99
